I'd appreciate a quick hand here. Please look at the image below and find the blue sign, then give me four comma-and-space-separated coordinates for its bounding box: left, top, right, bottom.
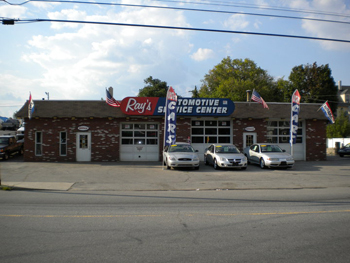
155, 98, 235, 116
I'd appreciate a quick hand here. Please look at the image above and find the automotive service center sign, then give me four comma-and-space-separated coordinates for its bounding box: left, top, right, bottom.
120, 97, 235, 116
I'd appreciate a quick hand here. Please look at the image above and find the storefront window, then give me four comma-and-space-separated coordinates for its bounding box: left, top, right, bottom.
218, 128, 230, 135
266, 120, 303, 143
192, 137, 204, 143
192, 128, 203, 135
122, 131, 133, 137
205, 120, 217, 126
191, 120, 231, 144
134, 124, 145, 129
134, 131, 145, 137
80, 135, 88, 149
60, 131, 67, 156
122, 124, 133, 129
218, 121, 229, 126
35, 131, 42, 156
121, 123, 158, 145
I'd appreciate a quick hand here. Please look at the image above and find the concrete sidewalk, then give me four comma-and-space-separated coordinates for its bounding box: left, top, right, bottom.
1, 155, 350, 191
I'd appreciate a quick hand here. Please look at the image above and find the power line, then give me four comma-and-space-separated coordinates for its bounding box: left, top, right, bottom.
7, 18, 350, 43
4, 0, 350, 19
2, 0, 350, 25
154, 0, 350, 19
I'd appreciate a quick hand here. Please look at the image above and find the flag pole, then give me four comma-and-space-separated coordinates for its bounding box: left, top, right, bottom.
317, 101, 327, 112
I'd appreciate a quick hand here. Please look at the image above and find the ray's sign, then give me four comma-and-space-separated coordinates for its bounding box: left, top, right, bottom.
120, 97, 235, 116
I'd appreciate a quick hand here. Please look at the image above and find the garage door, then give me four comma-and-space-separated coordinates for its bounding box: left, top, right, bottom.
191, 119, 232, 161
120, 123, 159, 161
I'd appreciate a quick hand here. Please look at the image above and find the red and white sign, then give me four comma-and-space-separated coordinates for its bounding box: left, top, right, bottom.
121, 97, 159, 115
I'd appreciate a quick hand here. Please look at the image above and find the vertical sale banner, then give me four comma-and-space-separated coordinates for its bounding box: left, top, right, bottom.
290, 89, 301, 155
164, 87, 177, 146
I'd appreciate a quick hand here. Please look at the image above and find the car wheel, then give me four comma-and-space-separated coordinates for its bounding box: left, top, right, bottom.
165, 159, 171, 169
245, 154, 250, 164
4, 152, 9, 160
339, 154, 344, 157
19, 147, 24, 155
260, 158, 266, 169
214, 159, 220, 170
194, 166, 199, 170
241, 167, 247, 170
204, 156, 208, 165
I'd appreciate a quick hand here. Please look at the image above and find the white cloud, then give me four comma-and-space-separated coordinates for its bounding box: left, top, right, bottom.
0, 5, 26, 17
223, 14, 249, 30
289, 0, 350, 51
48, 9, 87, 29
191, 48, 215, 61
20, 6, 194, 100
0, 73, 42, 117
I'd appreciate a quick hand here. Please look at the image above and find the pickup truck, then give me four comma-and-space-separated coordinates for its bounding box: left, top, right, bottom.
0, 135, 24, 160
1, 119, 20, 131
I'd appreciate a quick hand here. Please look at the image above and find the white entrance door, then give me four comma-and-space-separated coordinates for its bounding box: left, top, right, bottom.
243, 132, 257, 149
76, 132, 91, 162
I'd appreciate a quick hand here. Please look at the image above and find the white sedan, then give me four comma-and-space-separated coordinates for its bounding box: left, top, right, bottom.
243, 144, 294, 169
163, 143, 200, 170
204, 144, 247, 170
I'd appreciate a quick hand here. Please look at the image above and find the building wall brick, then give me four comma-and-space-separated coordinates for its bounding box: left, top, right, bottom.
305, 120, 327, 161
23, 116, 327, 162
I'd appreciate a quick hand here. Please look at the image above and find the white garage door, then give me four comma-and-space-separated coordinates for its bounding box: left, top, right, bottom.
120, 123, 159, 161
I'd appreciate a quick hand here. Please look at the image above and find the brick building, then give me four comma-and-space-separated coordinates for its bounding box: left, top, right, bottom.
15, 98, 328, 162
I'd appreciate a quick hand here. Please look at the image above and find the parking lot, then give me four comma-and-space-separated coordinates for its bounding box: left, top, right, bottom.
1, 150, 350, 191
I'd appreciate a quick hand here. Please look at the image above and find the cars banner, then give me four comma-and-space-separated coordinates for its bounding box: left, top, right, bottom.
290, 89, 301, 145
164, 87, 177, 146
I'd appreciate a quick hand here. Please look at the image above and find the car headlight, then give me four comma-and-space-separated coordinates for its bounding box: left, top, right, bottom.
220, 157, 227, 162
268, 158, 279, 161
193, 157, 199, 161
168, 156, 176, 161
287, 157, 294, 161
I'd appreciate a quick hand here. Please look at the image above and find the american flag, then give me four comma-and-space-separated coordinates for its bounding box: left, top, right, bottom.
251, 89, 269, 109
106, 89, 121, 107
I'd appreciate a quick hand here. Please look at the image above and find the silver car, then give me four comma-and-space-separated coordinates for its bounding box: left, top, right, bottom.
204, 144, 248, 170
163, 143, 200, 170
243, 143, 294, 169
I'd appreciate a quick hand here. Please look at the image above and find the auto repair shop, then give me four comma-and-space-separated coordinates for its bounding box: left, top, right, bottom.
15, 96, 328, 162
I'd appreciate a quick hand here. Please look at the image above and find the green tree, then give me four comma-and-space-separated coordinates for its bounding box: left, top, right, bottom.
276, 78, 292, 102
289, 62, 337, 111
190, 86, 200, 98
327, 110, 350, 138
198, 57, 282, 102
138, 76, 168, 97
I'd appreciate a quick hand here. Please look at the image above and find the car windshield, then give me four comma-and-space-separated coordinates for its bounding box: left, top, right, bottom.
344, 143, 350, 148
0, 138, 9, 144
169, 145, 195, 153
215, 145, 239, 153
261, 145, 283, 153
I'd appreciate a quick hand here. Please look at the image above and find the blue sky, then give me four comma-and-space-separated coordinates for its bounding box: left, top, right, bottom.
1, 0, 350, 118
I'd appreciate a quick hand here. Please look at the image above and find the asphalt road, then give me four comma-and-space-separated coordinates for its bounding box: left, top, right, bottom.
1, 189, 350, 263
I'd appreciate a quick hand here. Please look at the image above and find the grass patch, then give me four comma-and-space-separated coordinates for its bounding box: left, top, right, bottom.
0, 186, 13, 191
